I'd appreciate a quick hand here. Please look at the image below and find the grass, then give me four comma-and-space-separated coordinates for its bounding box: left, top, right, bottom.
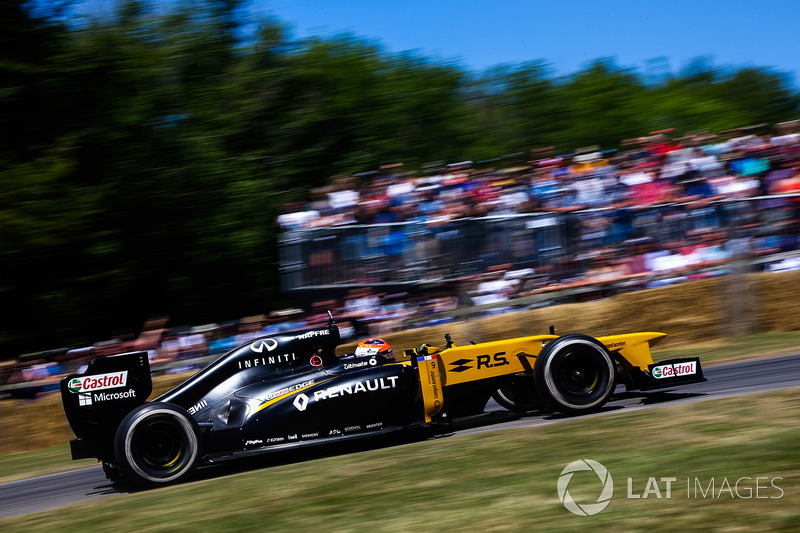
654, 331, 800, 365
0, 446, 96, 484
1, 387, 799, 532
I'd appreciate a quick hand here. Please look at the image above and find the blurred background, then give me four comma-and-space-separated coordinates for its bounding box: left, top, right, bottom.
1, 0, 799, 395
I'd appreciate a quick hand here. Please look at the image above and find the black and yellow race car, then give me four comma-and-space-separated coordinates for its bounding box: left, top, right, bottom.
60, 315, 704, 487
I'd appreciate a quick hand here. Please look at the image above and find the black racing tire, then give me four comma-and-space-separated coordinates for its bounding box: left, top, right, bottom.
533, 334, 615, 416
491, 375, 543, 412
114, 402, 202, 487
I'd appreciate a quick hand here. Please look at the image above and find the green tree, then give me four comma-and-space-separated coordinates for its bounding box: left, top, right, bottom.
557, 59, 648, 150
466, 61, 565, 157
2, 1, 800, 356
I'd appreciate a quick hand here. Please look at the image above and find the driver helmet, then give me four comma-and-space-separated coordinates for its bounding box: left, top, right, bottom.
354, 338, 394, 361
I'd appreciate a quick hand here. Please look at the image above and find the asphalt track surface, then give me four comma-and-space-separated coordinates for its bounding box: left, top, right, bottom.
2, 353, 799, 519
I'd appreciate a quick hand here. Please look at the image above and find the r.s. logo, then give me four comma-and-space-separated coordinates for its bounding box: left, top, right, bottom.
448, 352, 509, 372
477, 352, 509, 369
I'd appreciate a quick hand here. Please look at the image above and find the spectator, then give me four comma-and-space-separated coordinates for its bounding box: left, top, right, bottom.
343, 288, 382, 320
773, 163, 800, 194
277, 201, 320, 230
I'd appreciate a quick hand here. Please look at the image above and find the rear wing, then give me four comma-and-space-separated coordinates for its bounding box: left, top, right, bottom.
60, 351, 152, 461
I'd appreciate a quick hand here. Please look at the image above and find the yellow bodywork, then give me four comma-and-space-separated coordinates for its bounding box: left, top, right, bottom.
597, 332, 667, 370
414, 331, 666, 422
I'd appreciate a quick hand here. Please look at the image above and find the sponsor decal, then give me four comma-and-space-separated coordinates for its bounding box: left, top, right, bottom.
245, 439, 263, 446
448, 353, 509, 373
448, 358, 472, 372
293, 394, 309, 411
250, 338, 278, 353
605, 341, 626, 349
265, 379, 315, 401
301, 432, 320, 439
310, 355, 323, 367
94, 389, 136, 401
287, 434, 298, 441
429, 363, 440, 402
328, 428, 342, 436
292, 376, 400, 411
238, 352, 297, 370
344, 358, 378, 370
188, 399, 208, 415
652, 361, 697, 379
256, 378, 334, 415
313, 376, 399, 401
296, 329, 330, 340
68, 371, 128, 393
79, 389, 137, 407
344, 425, 362, 433
477, 352, 509, 369
366, 422, 383, 429
266, 436, 285, 443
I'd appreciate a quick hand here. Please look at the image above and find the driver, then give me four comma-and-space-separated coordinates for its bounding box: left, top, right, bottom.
354, 338, 396, 362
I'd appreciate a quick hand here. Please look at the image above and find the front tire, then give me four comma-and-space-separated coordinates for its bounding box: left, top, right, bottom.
533, 334, 615, 415
492, 375, 543, 412
114, 402, 202, 487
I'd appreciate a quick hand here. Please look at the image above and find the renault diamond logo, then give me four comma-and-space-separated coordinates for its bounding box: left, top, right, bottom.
449, 358, 473, 372
293, 393, 309, 411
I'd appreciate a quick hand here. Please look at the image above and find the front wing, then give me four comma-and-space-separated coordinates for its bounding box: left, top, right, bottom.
639, 357, 706, 390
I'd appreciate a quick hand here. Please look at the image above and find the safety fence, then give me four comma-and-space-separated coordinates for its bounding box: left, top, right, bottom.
279, 195, 800, 291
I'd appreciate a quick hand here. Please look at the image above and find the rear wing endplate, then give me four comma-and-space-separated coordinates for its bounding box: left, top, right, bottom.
60, 351, 152, 461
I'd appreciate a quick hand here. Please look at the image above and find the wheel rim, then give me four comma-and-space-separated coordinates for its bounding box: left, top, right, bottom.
137, 418, 184, 469
544, 340, 613, 408
556, 351, 602, 397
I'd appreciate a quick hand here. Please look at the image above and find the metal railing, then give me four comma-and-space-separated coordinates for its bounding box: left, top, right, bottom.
279, 195, 800, 291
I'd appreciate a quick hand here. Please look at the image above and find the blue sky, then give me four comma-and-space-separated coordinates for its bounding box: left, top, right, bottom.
76, 0, 800, 83
247, 0, 800, 82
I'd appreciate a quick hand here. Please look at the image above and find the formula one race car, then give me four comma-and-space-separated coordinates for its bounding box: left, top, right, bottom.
60, 316, 704, 487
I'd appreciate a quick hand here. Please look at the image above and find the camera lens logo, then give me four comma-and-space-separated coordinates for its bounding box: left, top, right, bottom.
557, 459, 614, 516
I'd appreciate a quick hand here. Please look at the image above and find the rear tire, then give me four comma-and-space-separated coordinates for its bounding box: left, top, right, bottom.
114, 402, 202, 487
533, 335, 615, 415
492, 375, 542, 412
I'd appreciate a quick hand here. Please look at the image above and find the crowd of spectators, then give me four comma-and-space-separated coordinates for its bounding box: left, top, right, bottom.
278, 129, 800, 231
276, 124, 800, 316
3, 123, 800, 398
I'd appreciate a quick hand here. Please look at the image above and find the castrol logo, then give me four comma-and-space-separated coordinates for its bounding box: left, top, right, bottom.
652, 361, 696, 379
68, 371, 128, 393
